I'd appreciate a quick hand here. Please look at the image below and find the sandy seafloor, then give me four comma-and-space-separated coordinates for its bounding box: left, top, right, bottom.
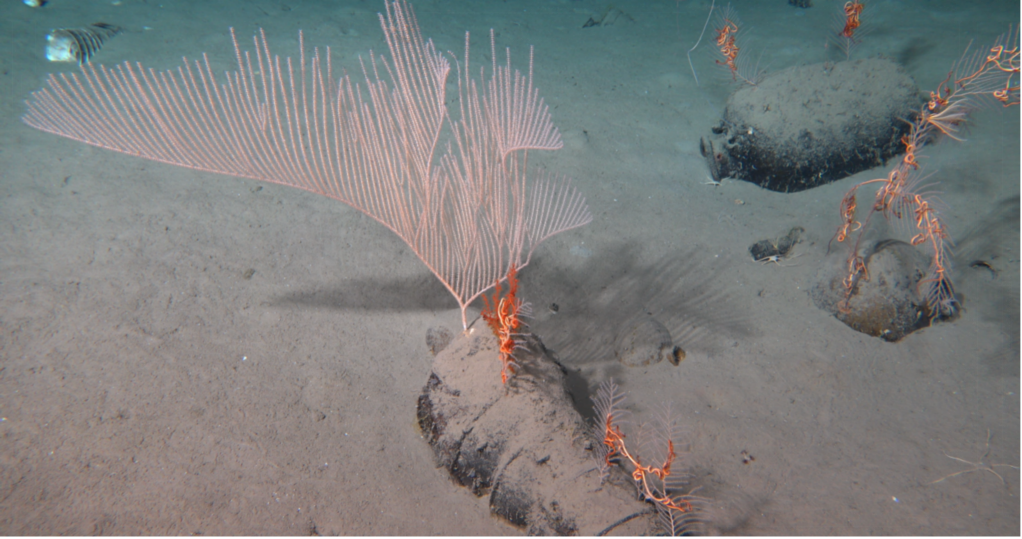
0, 0, 1018, 534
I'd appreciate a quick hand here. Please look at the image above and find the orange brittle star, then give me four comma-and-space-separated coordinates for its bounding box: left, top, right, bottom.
840, 1, 863, 38
715, 19, 740, 79
481, 263, 526, 383
602, 413, 693, 513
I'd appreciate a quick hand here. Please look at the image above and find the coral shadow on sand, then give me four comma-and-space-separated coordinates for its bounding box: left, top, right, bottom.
953, 196, 1020, 376
527, 243, 753, 374
272, 271, 458, 314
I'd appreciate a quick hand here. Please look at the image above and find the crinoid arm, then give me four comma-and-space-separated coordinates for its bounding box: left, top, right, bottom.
920, 247, 959, 320
919, 25, 1020, 141
591, 378, 629, 481
656, 491, 709, 537
636, 405, 705, 535
593, 379, 628, 427
947, 25, 1020, 108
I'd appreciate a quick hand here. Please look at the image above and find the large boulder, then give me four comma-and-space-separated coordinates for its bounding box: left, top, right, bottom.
701, 58, 920, 192
416, 326, 657, 535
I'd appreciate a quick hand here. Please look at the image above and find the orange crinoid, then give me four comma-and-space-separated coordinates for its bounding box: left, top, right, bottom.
481, 264, 529, 384
602, 416, 692, 514
830, 26, 1019, 322
592, 379, 699, 534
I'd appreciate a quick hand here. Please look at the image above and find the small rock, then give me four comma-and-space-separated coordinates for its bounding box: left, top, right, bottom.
426, 326, 453, 356
812, 239, 941, 341
616, 317, 674, 367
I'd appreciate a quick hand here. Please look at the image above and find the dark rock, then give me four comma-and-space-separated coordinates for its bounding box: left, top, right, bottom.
813, 239, 937, 341
749, 226, 804, 261
416, 328, 654, 534
701, 59, 920, 193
